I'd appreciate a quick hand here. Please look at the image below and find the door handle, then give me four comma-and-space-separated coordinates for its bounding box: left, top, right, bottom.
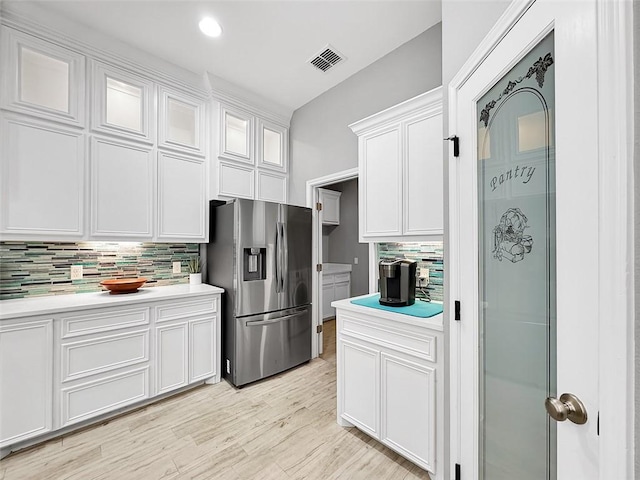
545, 393, 588, 424
245, 312, 306, 327
275, 222, 282, 293
281, 222, 288, 291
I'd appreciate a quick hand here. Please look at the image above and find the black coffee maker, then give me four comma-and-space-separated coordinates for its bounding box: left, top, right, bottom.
378, 259, 417, 307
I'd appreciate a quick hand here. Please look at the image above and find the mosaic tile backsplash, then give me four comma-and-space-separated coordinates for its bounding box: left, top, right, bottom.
1, 242, 200, 300
377, 241, 444, 302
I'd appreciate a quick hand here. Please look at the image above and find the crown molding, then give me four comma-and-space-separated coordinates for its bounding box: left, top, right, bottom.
349, 85, 443, 135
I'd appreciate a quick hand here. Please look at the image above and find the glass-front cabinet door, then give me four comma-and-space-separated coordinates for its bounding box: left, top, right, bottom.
158, 87, 206, 156
1, 26, 85, 126
91, 62, 154, 143
477, 33, 556, 480
257, 119, 288, 173
219, 105, 253, 164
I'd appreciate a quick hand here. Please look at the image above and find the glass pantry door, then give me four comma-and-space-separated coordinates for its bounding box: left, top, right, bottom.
477, 32, 556, 480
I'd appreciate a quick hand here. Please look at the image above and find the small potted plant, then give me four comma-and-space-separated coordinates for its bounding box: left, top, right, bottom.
187, 256, 202, 285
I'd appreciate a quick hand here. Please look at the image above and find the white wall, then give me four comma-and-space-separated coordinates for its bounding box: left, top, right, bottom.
441, 2, 512, 479
634, 0, 639, 472
288, 23, 442, 207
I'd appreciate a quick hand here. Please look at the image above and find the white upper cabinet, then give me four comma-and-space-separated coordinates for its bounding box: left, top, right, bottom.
350, 87, 443, 242
319, 188, 342, 225
214, 102, 290, 202
158, 87, 206, 156
257, 119, 288, 172
91, 61, 154, 143
157, 151, 206, 242
1, 27, 85, 126
404, 113, 443, 236
359, 126, 403, 238
1, 115, 85, 239
91, 136, 154, 240
220, 105, 253, 164
256, 170, 287, 203
217, 161, 255, 200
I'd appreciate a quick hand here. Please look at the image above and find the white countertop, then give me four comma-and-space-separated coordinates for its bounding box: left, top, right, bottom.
323, 263, 352, 275
331, 293, 443, 331
0, 284, 224, 320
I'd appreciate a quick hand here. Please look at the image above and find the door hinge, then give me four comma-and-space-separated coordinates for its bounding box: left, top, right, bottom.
317, 324, 323, 333
445, 135, 460, 157
316, 264, 323, 272
316, 202, 323, 211
455, 300, 461, 321
455, 463, 461, 480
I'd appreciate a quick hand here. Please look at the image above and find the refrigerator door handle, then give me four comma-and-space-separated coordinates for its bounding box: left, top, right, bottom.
275, 221, 281, 293
276, 222, 285, 293
245, 311, 306, 327
282, 222, 288, 292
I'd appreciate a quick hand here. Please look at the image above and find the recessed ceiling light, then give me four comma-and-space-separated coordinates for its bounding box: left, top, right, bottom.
199, 17, 222, 38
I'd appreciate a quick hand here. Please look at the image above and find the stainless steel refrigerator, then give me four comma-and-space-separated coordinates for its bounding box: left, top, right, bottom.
205, 199, 312, 387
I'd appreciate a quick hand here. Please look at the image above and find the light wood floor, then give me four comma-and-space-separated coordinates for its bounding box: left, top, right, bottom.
0, 319, 430, 480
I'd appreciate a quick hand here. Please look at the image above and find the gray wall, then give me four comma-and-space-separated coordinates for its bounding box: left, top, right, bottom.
441, 2, 512, 479
288, 23, 442, 207
323, 179, 369, 297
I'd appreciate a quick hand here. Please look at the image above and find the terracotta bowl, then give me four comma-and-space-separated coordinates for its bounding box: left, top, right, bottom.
100, 278, 147, 294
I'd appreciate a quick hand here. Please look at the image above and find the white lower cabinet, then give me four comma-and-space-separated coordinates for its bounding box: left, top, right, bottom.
0, 318, 53, 448
380, 353, 435, 471
336, 304, 442, 477
340, 339, 379, 437
154, 313, 217, 393
153, 298, 218, 394
57, 305, 152, 427
60, 367, 149, 427
155, 320, 189, 394
0, 287, 221, 457
322, 271, 351, 319
189, 317, 216, 382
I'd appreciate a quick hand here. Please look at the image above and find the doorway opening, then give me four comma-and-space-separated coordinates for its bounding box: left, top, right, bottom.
306, 168, 372, 358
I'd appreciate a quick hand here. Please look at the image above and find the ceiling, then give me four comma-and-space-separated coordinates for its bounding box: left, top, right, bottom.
11, 0, 441, 113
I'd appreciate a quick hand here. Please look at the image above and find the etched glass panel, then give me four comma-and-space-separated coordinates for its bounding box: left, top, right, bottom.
106, 77, 143, 132
226, 113, 248, 157
167, 98, 197, 146
263, 127, 282, 166
20, 47, 70, 112
477, 32, 556, 480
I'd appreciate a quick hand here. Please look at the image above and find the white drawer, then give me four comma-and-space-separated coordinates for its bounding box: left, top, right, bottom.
322, 273, 334, 286
61, 329, 149, 382
340, 313, 436, 362
334, 273, 351, 284
61, 307, 149, 339
60, 367, 149, 427
155, 296, 217, 323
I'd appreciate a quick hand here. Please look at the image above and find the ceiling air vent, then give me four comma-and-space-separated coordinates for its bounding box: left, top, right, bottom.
308, 45, 346, 73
